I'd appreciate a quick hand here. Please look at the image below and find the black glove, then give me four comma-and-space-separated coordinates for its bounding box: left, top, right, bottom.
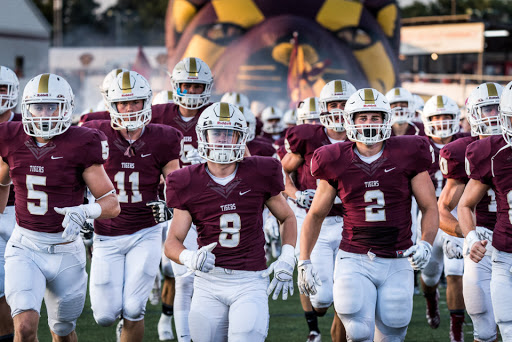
146, 200, 174, 223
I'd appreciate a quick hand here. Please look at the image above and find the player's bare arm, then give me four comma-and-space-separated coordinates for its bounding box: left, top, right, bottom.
281, 152, 304, 199
411, 170, 439, 245
162, 159, 180, 178
83, 163, 120, 219
299, 180, 336, 260
438, 178, 465, 237
0, 157, 10, 213
164, 208, 193, 263
457, 178, 490, 263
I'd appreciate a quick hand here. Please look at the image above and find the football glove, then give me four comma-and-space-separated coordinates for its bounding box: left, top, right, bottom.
403, 240, 432, 270
80, 221, 94, 241
185, 149, 206, 165
146, 200, 174, 223
54, 206, 87, 241
261, 244, 296, 300
443, 235, 463, 259
295, 189, 316, 209
179, 242, 217, 273
263, 216, 280, 242
297, 260, 322, 296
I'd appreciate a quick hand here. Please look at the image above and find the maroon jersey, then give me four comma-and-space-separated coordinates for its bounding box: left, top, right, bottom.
78, 110, 110, 125
391, 121, 425, 136
255, 117, 263, 136
466, 135, 512, 252
6, 113, 22, 206
285, 124, 344, 217
166, 157, 284, 271
440, 136, 496, 231
260, 129, 287, 144
427, 132, 469, 197
83, 121, 182, 236
247, 136, 276, 157
0, 122, 107, 233
311, 136, 432, 257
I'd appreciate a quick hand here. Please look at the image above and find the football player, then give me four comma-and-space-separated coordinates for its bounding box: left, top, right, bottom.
386, 87, 425, 136
438, 82, 502, 342
0, 65, 21, 342
412, 94, 425, 123
82, 71, 182, 342
282, 80, 356, 342
299, 88, 438, 341
419, 95, 469, 339
260, 106, 287, 144
164, 102, 297, 342
458, 81, 512, 341
283, 108, 298, 128
239, 106, 275, 158
0, 73, 120, 341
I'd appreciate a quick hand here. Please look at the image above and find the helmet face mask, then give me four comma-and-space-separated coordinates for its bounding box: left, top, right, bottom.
467, 82, 503, 136
196, 102, 248, 164
171, 57, 213, 110
318, 80, 356, 132
22, 73, 74, 140
343, 88, 392, 145
499, 81, 512, 145
107, 71, 152, 132
0, 66, 19, 114
385, 87, 415, 125
238, 106, 256, 141
422, 95, 460, 138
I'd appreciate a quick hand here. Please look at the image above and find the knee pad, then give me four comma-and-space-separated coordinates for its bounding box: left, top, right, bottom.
161, 256, 174, 277
344, 319, 372, 342
420, 268, 442, 287
333, 275, 363, 315
7, 290, 39, 317
189, 310, 213, 342
311, 285, 333, 310
123, 297, 146, 321
94, 312, 117, 327
48, 320, 75, 337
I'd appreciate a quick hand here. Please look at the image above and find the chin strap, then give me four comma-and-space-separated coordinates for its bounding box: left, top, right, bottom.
124, 130, 136, 157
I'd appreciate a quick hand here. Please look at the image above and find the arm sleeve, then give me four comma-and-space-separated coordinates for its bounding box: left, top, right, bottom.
83, 128, 108, 168
466, 139, 492, 185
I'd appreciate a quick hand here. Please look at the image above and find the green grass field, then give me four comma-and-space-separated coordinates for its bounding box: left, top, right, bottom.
35, 260, 480, 341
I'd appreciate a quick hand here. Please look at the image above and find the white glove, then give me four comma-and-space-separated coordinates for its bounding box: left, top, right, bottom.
146, 200, 173, 223
476, 226, 493, 243
179, 242, 217, 273
295, 189, 316, 209
297, 260, 322, 296
264, 216, 280, 241
55, 203, 101, 242
261, 244, 296, 300
443, 236, 463, 259
185, 149, 205, 165
403, 240, 432, 270
463, 230, 481, 257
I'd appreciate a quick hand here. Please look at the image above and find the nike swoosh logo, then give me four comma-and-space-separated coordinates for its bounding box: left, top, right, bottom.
384, 167, 396, 173
239, 190, 251, 196
51, 156, 63, 159
141, 153, 151, 158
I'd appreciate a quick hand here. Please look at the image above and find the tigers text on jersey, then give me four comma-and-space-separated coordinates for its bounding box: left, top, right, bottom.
285, 124, 344, 217
466, 135, 512, 252
82, 121, 182, 236
311, 136, 432, 257
166, 156, 284, 271
427, 132, 469, 197
440, 136, 496, 231
0, 122, 107, 233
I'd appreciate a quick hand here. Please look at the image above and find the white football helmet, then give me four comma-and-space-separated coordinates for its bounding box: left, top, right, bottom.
412, 94, 425, 122
21, 73, 74, 140
297, 97, 321, 125
422, 95, 460, 138
100, 68, 129, 95
196, 102, 248, 164
0, 66, 19, 114
343, 88, 392, 145
238, 106, 256, 141
261, 106, 285, 134
283, 109, 298, 126
106, 71, 153, 131
499, 81, 512, 145
385, 87, 415, 125
466, 82, 503, 136
171, 57, 213, 109
220, 92, 250, 108
318, 80, 356, 132
152, 90, 174, 105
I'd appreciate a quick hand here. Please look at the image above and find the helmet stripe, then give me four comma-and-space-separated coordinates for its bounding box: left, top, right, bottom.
486, 83, 498, 97
167, 91, 173, 100
309, 97, 316, 112
394, 88, 400, 96
334, 80, 342, 93
436, 95, 444, 108
364, 89, 375, 104
219, 102, 230, 121
188, 58, 198, 76
115, 69, 124, 76
121, 72, 132, 94
38, 74, 50, 94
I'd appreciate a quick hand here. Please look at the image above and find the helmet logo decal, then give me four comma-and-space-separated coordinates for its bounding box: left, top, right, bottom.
38, 74, 50, 94
188, 58, 199, 76
121, 72, 133, 94
436, 95, 444, 109
486, 83, 498, 97
309, 97, 316, 112
219, 102, 231, 121
394, 88, 400, 96
334, 80, 343, 93
363, 89, 375, 105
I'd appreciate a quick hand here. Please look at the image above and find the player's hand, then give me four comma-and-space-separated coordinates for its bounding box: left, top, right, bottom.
297, 260, 322, 296
443, 236, 463, 259
186, 149, 205, 165
179, 242, 217, 273
403, 240, 432, 270
295, 189, 316, 209
264, 216, 280, 241
80, 221, 94, 241
465, 230, 486, 263
146, 200, 173, 223
54, 206, 88, 242
261, 244, 296, 300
